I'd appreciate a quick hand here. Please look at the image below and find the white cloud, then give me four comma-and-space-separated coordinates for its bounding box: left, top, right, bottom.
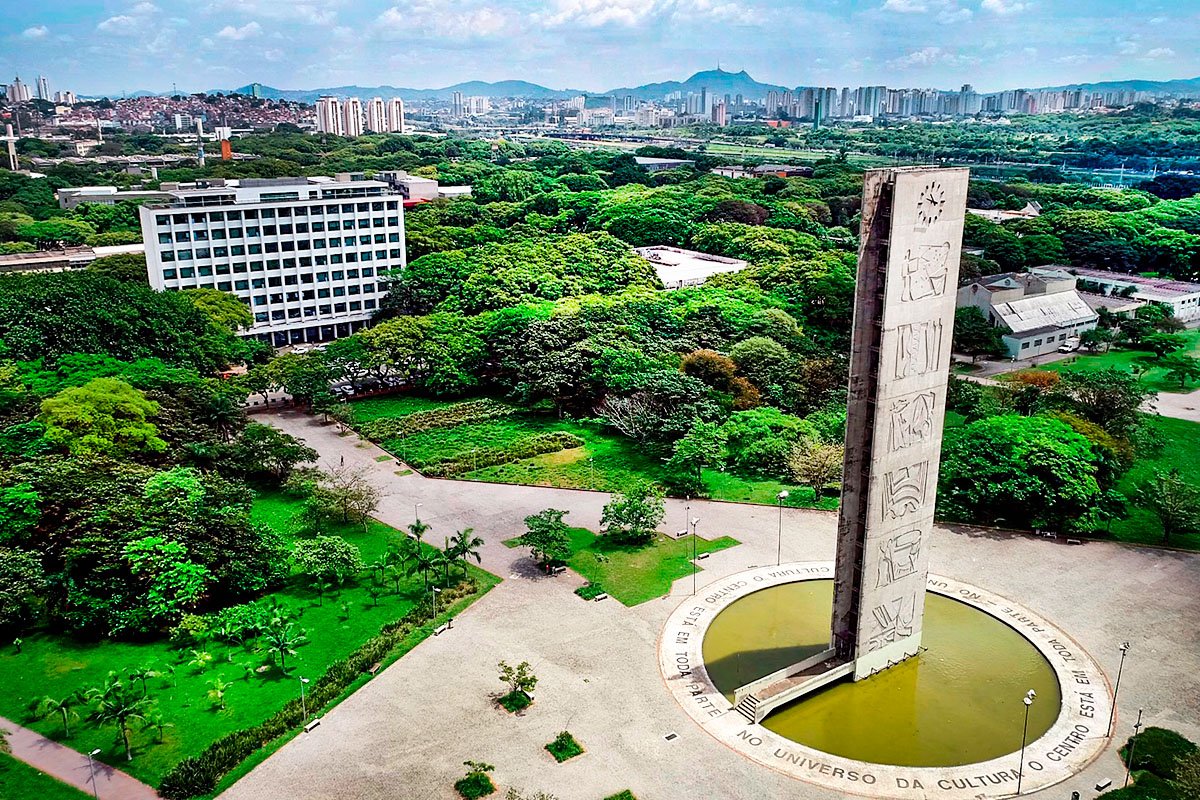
263, 48, 284, 61
204, 0, 337, 26
882, 0, 928, 12
981, 0, 1028, 15
376, 2, 512, 39
939, 6, 973, 22
537, 0, 669, 27
1054, 54, 1090, 64
130, 2, 160, 13
688, 0, 763, 24
888, 46, 977, 68
217, 21, 262, 40
1117, 36, 1140, 55
21, 25, 48, 39
97, 14, 138, 33
1144, 47, 1175, 59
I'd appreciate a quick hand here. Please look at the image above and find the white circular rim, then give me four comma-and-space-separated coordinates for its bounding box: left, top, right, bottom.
658, 562, 1112, 799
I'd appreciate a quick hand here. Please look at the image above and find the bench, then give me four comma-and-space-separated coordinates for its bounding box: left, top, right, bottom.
1095, 780, 1112, 792
434, 621, 452, 636
696, 553, 711, 560
367, 662, 382, 675
550, 565, 567, 575
1067, 538, 1084, 546
593, 593, 609, 602
304, 719, 321, 733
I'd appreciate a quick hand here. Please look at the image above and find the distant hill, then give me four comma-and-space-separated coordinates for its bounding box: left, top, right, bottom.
1034, 76, 1200, 94
605, 69, 789, 101
201, 71, 1200, 105
225, 80, 582, 103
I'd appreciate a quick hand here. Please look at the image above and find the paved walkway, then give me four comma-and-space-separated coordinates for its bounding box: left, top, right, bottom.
216, 411, 1200, 800
1, 716, 161, 800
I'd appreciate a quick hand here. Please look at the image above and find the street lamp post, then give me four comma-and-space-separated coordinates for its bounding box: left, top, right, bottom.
414, 502, 423, 524
1016, 689, 1037, 794
690, 517, 700, 595
300, 676, 310, 721
1124, 708, 1145, 788
86, 748, 101, 799
775, 490, 789, 566
1109, 642, 1130, 733
432, 586, 442, 619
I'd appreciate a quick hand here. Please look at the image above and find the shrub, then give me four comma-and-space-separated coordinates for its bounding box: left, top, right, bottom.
357, 400, 517, 441
603, 793, 638, 800
1122, 727, 1198, 780
498, 689, 531, 713
1097, 773, 1181, 800
544, 731, 584, 762
574, 582, 605, 600
456, 761, 496, 800
420, 433, 584, 477
159, 579, 483, 798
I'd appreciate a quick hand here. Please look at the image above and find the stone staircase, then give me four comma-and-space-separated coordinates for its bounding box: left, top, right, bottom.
733, 694, 760, 723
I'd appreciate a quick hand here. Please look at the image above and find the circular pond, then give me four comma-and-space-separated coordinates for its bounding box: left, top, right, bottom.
701, 580, 1063, 767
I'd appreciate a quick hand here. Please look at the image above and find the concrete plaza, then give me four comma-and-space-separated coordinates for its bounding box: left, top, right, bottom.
219, 411, 1200, 800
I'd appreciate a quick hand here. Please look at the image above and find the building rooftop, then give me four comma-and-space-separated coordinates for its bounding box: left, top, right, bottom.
634, 246, 747, 289
1067, 266, 1200, 299
633, 156, 695, 166
992, 290, 1098, 336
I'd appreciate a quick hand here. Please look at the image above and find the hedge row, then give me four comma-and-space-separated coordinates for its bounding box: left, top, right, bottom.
357, 399, 516, 441
421, 432, 585, 477
158, 579, 483, 799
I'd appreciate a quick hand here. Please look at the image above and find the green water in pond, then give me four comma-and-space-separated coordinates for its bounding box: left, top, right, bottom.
701, 580, 1062, 767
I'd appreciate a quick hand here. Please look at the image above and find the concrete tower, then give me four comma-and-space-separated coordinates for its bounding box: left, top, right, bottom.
831, 166, 969, 681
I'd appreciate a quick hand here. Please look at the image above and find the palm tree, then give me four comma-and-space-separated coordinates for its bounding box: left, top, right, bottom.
436, 538, 455, 585
407, 519, 430, 541
86, 674, 151, 762
141, 711, 174, 743
261, 618, 307, 673
406, 545, 436, 591
207, 677, 232, 710
200, 394, 244, 442
127, 666, 157, 697
449, 528, 485, 579
32, 693, 81, 738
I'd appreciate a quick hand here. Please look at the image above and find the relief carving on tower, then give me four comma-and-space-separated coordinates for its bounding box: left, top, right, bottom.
883, 461, 929, 520
888, 391, 937, 452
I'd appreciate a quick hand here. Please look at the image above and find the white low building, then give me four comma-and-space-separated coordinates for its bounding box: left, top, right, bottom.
1067, 266, 1200, 323
957, 268, 1098, 358
634, 246, 748, 289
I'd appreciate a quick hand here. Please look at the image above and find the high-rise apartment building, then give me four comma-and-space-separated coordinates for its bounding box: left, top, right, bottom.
365, 97, 386, 133
342, 97, 364, 137
386, 98, 405, 133
315, 96, 343, 135
36, 76, 49, 101
711, 102, 727, 127
138, 175, 406, 347
7, 76, 31, 103
451, 91, 464, 117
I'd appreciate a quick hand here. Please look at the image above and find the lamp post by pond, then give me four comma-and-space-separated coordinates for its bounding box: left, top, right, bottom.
1124, 707, 1145, 788
1017, 689, 1036, 794
775, 490, 789, 566
690, 516, 700, 595
413, 502, 423, 525
1109, 641, 1130, 733
86, 749, 101, 799
300, 676, 310, 721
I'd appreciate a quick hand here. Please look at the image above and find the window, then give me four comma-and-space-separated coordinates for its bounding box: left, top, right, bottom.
356, 202, 368, 212
278, 207, 291, 218
316, 272, 329, 282
246, 226, 260, 238
270, 293, 284, 304
213, 247, 228, 258
332, 270, 344, 281
284, 275, 298, 285
156, 215, 169, 225
268, 276, 282, 287
280, 224, 293, 235
341, 204, 354, 213
211, 229, 226, 240
216, 264, 231, 275
372, 201, 384, 211
231, 245, 246, 256
228, 210, 242, 220
250, 261, 264, 271
265, 242, 279, 253
318, 288, 331, 298
252, 278, 266, 289
386, 201, 398, 210
388, 233, 401, 242
271, 310, 285, 320
244, 210, 258, 219
372, 217, 384, 228
361, 252, 372, 262
175, 231, 191, 242
266, 259, 281, 270
330, 254, 343, 264
357, 219, 370, 229
304, 306, 317, 317
261, 208, 275, 219
312, 222, 325, 232
158, 233, 172, 244
1021, 342, 1030, 349
319, 304, 332, 314
235, 280, 249, 290
233, 262, 248, 273
178, 249, 193, 260
248, 244, 263, 254
193, 230, 209, 241
345, 252, 358, 263
362, 267, 375, 277
386, 216, 399, 226
334, 302, 347, 313
365, 299, 377, 310
198, 265, 213, 276
281, 241, 294, 252
217, 281, 232, 291
179, 266, 195, 277
333, 286, 346, 297
1034, 338, 1043, 346
349, 301, 362, 311
228, 227, 243, 238
363, 283, 375, 294
358, 235, 371, 245
296, 223, 309, 234
172, 213, 187, 224
288, 308, 301, 318
210, 211, 225, 221
162, 268, 177, 279
161, 250, 176, 262
255, 312, 268, 322
263, 225, 277, 236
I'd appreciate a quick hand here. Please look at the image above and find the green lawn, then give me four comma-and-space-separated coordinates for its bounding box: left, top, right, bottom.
354, 397, 821, 509
0, 491, 496, 789
1026, 330, 1200, 394
505, 526, 739, 606
1109, 415, 1200, 550
0, 753, 91, 800
348, 394, 451, 423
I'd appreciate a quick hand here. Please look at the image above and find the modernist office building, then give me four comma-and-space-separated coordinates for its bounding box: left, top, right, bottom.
139, 175, 405, 347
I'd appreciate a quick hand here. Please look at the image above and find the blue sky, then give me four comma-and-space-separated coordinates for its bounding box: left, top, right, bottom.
4, 1, 1198, 95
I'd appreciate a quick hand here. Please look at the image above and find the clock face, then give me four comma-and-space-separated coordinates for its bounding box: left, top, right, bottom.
917, 181, 946, 225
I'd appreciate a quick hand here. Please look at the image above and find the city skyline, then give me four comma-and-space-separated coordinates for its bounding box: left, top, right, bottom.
3, 0, 1198, 97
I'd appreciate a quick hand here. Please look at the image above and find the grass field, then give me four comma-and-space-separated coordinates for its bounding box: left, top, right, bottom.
0, 491, 496, 788
1109, 415, 1200, 550
352, 396, 820, 508
0, 753, 91, 800
1023, 330, 1200, 394
505, 526, 739, 605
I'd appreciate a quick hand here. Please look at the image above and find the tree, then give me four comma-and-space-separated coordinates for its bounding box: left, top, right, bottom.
260, 617, 306, 672
183, 288, 253, 333
1161, 353, 1200, 389
294, 467, 381, 532
667, 421, 726, 485
1079, 327, 1116, 353
39, 377, 166, 458
600, 482, 666, 546
221, 422, 315, 483
1049, 368, 1152, 434
1141, 332, 1187, 359
292, 535, 363, 589
952, 307, 1007, 359
86, 673, 152, 761
787, 440, 845, 498
406, 544, 437, 590
32, 692, 81, 738
18, 218, 96, 246
519, 509, 573, 566
88, 253, 148, 282
123, 537, 211, 626
497, 660, 538, 697
1136, 470, 1200, 545
0, 548, 45, 630
938, 415, 1104, 531
1173, 750, 1200, 799
448, 528, 484, 578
